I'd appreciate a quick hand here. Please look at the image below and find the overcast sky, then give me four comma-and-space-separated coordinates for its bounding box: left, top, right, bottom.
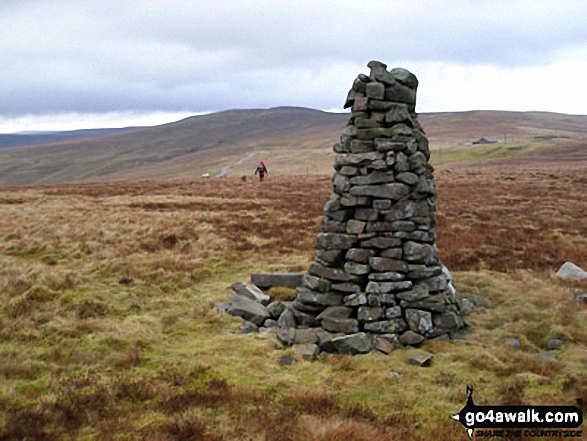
2, 0, 587, 133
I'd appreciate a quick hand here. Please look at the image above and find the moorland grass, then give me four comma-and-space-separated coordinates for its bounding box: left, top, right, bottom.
0, 169, 586, 440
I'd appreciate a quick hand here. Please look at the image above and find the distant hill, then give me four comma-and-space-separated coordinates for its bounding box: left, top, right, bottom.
0, 127, 140, 150
1, 107, 586, 185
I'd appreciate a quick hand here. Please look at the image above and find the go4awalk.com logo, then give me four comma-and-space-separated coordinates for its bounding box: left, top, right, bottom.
451, 386, 583, 438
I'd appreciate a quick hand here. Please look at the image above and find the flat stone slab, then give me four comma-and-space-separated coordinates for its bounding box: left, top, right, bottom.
297, 288, 344, 306
408, 352, 433, 367
322, 317, 359, 334
373, 336, 396, 354
228, 294, 271, 326
350, 183, 410, 200
230, 281, 271, 305
251, 273, 304, 290
317, 306, 353, 321
331, 333, 373, 355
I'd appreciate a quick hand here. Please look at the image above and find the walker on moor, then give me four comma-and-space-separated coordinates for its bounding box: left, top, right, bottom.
255, 161, 268, 181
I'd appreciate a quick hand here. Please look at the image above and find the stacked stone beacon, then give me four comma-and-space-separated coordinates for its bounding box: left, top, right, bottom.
288, 61, 467, 355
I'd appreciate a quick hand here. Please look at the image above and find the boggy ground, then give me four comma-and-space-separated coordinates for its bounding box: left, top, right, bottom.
0, 160, 586, 440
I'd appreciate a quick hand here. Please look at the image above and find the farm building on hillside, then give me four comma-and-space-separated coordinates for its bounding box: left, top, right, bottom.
472, 137, 499, 145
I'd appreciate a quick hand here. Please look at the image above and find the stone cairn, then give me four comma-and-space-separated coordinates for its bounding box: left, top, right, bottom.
289, 60, 466, 354
225, 61, 467, 358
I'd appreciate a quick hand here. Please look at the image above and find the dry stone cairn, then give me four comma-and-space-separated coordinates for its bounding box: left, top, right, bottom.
287, 60, 466, 354
224, 61, 467, 358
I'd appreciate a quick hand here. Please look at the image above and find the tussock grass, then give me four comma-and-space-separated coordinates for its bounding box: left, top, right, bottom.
0, 169, 586, 439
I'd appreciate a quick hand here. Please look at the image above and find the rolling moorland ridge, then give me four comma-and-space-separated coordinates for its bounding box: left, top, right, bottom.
1, 107, 587, 185
0, 127, 140, 151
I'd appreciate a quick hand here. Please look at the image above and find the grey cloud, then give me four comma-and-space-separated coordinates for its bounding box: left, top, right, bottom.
109, 0, 587, 66
1, 0, 587, 117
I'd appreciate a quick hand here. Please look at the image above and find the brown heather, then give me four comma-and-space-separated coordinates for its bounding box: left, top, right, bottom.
0, 154, 586, 440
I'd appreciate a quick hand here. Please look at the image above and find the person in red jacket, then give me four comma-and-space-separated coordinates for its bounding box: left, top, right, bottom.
254, 161, 268, 182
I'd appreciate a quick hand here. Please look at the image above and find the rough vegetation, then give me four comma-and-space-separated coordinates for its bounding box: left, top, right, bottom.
0, 155, 586, 439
